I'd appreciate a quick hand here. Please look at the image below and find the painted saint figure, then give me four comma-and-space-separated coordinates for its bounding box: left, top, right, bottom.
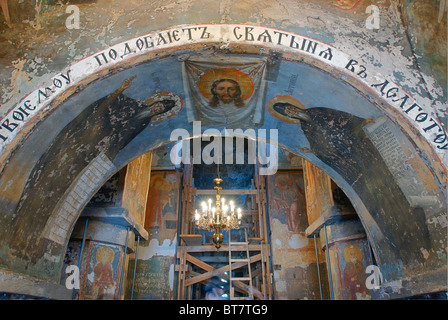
10, 76, 181, 258
271, 100, 432, 266
342, 244, 368, 300
145, 176, 166, 230
88, 246, 116, 300
272, 174, 306, 233
202, 78, 253, 127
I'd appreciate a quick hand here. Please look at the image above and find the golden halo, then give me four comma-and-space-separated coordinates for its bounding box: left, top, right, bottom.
275, 175, 293, 191
343, 244, 363, 262
267, 95, 306, 124
96, 246, 115, 264
198, 68, 254, 101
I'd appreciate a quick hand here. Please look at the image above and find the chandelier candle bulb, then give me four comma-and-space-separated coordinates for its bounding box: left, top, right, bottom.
195, 210, 200, 221
193, 177, 243, 249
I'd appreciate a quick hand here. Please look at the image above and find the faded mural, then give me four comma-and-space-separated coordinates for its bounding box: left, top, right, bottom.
61, 239, 126, 300
6, 75, 182, 263
0, 18, 444, 297
182, 56, 268, 128
267, 94, 436, 270
81, 243, 123, 300
267, 171, 324, 299
128, 171, 181, 300
328, 240, 372, 300
303, 160, 333, 226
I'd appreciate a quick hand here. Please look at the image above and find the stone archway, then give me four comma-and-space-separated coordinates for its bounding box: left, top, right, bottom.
0, 24, 446, 298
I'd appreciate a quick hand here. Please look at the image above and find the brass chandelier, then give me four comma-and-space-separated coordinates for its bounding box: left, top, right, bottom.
194, 177, 243, 249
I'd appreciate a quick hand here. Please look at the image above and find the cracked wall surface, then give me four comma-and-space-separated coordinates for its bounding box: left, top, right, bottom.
0, 0, 446, 299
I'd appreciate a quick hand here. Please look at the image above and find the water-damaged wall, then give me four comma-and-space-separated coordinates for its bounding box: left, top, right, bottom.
0, 0, 446, 299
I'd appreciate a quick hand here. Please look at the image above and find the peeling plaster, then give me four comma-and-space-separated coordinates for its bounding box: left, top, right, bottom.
138, 234, 178, 260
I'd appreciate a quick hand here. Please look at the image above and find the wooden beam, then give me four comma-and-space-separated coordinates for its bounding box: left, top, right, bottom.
184, 254, 261, 286
180, 234, 203, 246
181, 244, 262, 253
194, 189, 258, 195
185, 254, 214, 272
0, 0, 11, 28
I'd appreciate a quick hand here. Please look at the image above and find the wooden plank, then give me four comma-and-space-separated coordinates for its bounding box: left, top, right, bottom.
178, 244, 187, 299
183, 244, 262, 252
194, 189, 258, 195
180, 234, 203, 246
248, 237, 263, 244
185, 254, 261, 287
185, 254, 214, 272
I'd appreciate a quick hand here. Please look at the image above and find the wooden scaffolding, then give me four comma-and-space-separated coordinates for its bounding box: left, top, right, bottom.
175, 164, 272, 300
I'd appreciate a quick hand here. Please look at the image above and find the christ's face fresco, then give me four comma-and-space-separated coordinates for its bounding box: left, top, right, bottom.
214, 80, 238, 104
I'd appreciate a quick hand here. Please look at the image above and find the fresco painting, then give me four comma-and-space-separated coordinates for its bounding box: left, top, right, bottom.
145, 172, 181, 244
267, 95, 306, 125
127, 254, 175, 300
268, 95, 433, 268
182, 56, 268, 128
80, 243, 123, 300
277, 147, 303, 169
128, 171, 181, 299
330, 0, 363, 10
267, 171, 323, 299
0, 16, 444, 299
151, 143, 178, 169
269, 173, 307, 233
122, 152, 153, 227
303, 161, 333, 226
7, 72, 182, 261
328, 240, 372, 300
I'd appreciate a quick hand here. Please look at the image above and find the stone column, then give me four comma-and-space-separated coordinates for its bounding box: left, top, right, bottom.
63, 217, 136, 300
61, 153, 151, 300
317, 217, 373, 300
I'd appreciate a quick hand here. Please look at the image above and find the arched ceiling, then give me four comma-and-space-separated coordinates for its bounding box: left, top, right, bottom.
0, 0, 446, 298
0, 43, 445, 286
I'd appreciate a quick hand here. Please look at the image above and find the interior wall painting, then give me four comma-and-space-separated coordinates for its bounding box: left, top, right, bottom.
144, 171, 181, 245
267, 94, 434, 267
332, 0, 362, 10
276, 145, 303, 169
267, 95, 307, 125
303, 160, 333, 226
131, 171, 181, 300
267, 171, 321, 299
269, 172, 307, 233
79, 243, 124, 300
328, 240, 372, 300
11, 75, 183, 256
151, 142, 178, 169
182, 55, 268, 128
122, 152, 152, 227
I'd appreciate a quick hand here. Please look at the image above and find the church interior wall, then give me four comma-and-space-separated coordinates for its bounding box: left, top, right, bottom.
0, 0, 446, 300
